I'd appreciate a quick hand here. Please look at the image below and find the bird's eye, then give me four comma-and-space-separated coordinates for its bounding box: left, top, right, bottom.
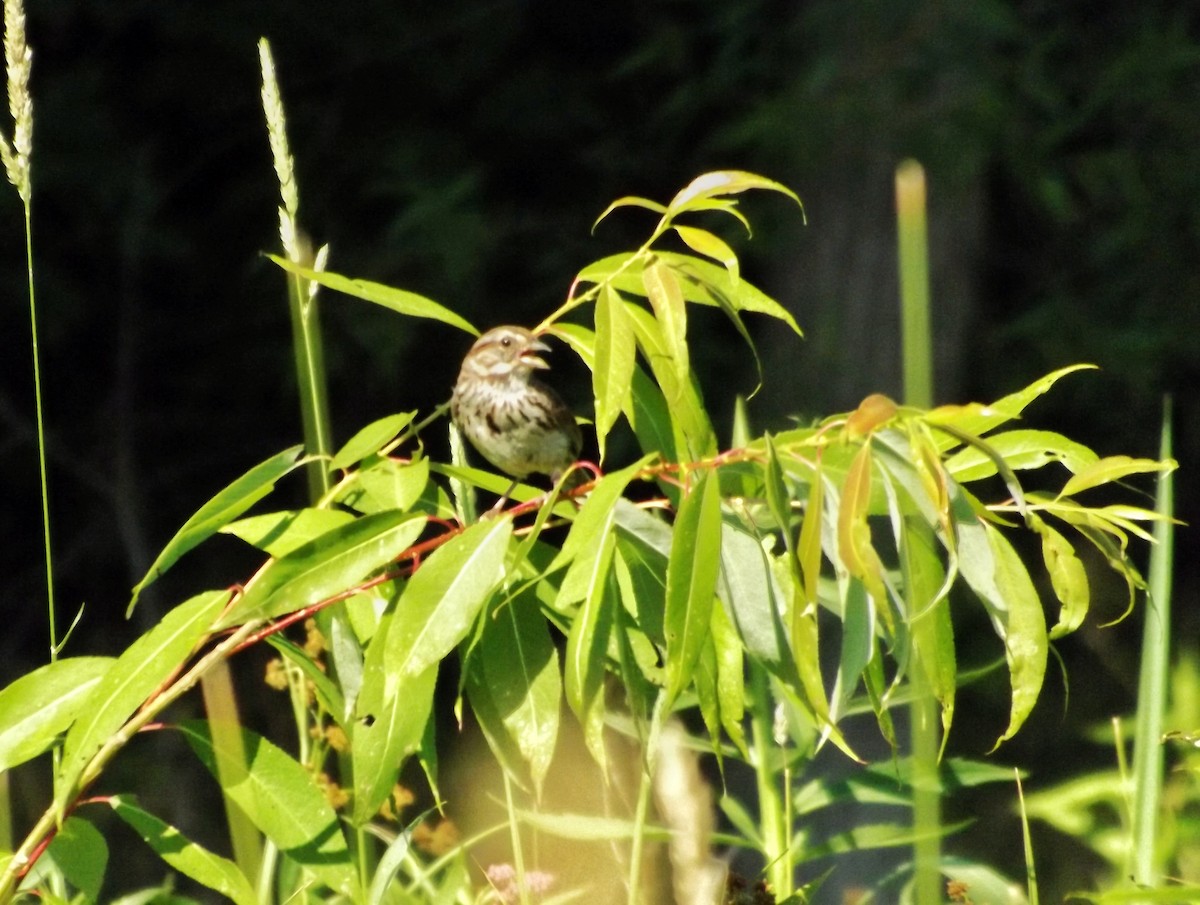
500, 337, 512, 347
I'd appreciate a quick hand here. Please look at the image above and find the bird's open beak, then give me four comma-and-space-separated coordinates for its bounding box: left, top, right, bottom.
520, 337, 551, 370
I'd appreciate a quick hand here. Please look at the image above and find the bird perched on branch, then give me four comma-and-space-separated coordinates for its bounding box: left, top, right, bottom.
451, 325, 582, 490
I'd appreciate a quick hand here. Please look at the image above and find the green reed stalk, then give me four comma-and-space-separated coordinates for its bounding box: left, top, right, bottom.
896, 159, 941, 905
1130, 397, 1174, 887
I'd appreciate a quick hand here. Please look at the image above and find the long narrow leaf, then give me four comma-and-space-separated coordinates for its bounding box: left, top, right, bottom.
129, 446, 305, 614
220, 511, 426, 628
383, 517, 511, 682
180, 721, 359, 898
109, 795, 257, 905
58, 590, 231, 810
0, 657, 112, 771
664, 470, 723, 705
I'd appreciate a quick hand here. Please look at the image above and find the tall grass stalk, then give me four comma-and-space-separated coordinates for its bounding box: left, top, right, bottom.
1130, 397, 1174, 886
895, 159, 941, 905
259, 36, 333, 499
2, 0, 51, 662
2, 0, 37, 857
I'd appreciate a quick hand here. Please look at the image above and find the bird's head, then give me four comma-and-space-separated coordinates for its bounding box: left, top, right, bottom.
462, 325, 552, 381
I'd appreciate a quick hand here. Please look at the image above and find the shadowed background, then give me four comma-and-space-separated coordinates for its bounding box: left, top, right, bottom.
0, 1, 1196, 900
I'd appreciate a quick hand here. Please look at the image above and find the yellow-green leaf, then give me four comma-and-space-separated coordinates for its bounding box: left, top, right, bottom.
593, 284, 636, 460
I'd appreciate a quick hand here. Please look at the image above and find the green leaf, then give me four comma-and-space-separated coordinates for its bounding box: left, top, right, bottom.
549, 455, 655, 582
219, 511, 426, 628
109, 796, 257, 905
264, 634, 346, 723
642, 256, 690, 390
625, 300, 715, 460
564, 531, 617, 767
831, 577, 874, 724
352, 610, 437, 824
1059, 455, 1177, 498
576, 251, 801, 335
383, 517, 511, 683
957, 515, 1048, 749
220, 508, 356, 558
42, 816, 107, 904
673, 225, 739, 285
1029, 513, 1090, 638
666, 170, 802, 216
944, 429, 1099, 482
129, 446, 305, 614
592, 194, 669, 229
266, 256, 477, 334
468, 594, 561, 796
180, 721, 359, 898
592, 284, 637, 461
337, 457, 431, 514
664, 470, 723, 706
797, 461, 824, 608
710, 600, 747, 756
330, 412, 416, 470
924, 364, 1096, 443
58, 590, 230, 810
0, 657, 112, 771
554, 322, 679, 465
836, 442, 888, 617
902, 515, 956, 744
716, 519, 790, 675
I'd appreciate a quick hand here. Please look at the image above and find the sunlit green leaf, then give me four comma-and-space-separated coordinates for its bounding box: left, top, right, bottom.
642, 256, 690, 388
924, 364, 1097, 444
330, 411, 416, 470
58, 591, 230, 810
831, 577, 874, 724
564, 531, 617, 767
337, 457, 430, 515
129, 446, 305, 614
836, 442, 889, 620
264, 634, 346, 724
1029, 513, 1090, 638
180, 721, 359, 897
220, 511, 426, 628
42, 816, 107, 904
625, 300, 715, 460
577, 251, 800, 335
1059, 455, 1177, 499
957, 516, 1047, 749
267, 256, 476, 334
665, 470, 723, 705
901, 515, 956, 744
0, 657, 112, 772
472, 594, 561, 796
220, 508, 355, 558
109, 796, 257, 905
673, 225, 739, 285
593, 284, 637, 460
550, 455, 655, 583
592, 195, 669, 229
710, 600, 747, 757
666, 170, 802, 216
944, 428, 1098, 482
554, 323, 679, 465
384, 517, 511, 682
352, 609, 437, 824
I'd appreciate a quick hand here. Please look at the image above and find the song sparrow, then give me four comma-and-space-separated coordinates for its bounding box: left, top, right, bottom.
451, 325, 582, 486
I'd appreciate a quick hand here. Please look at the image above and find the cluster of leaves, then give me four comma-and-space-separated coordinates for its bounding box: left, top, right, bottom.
0, 173, 1173, 903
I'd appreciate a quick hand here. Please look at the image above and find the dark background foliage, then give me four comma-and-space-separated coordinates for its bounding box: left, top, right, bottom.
0, 0, 1196, 899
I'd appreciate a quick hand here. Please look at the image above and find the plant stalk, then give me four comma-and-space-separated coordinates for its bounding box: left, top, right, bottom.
897, 159, 941, 905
